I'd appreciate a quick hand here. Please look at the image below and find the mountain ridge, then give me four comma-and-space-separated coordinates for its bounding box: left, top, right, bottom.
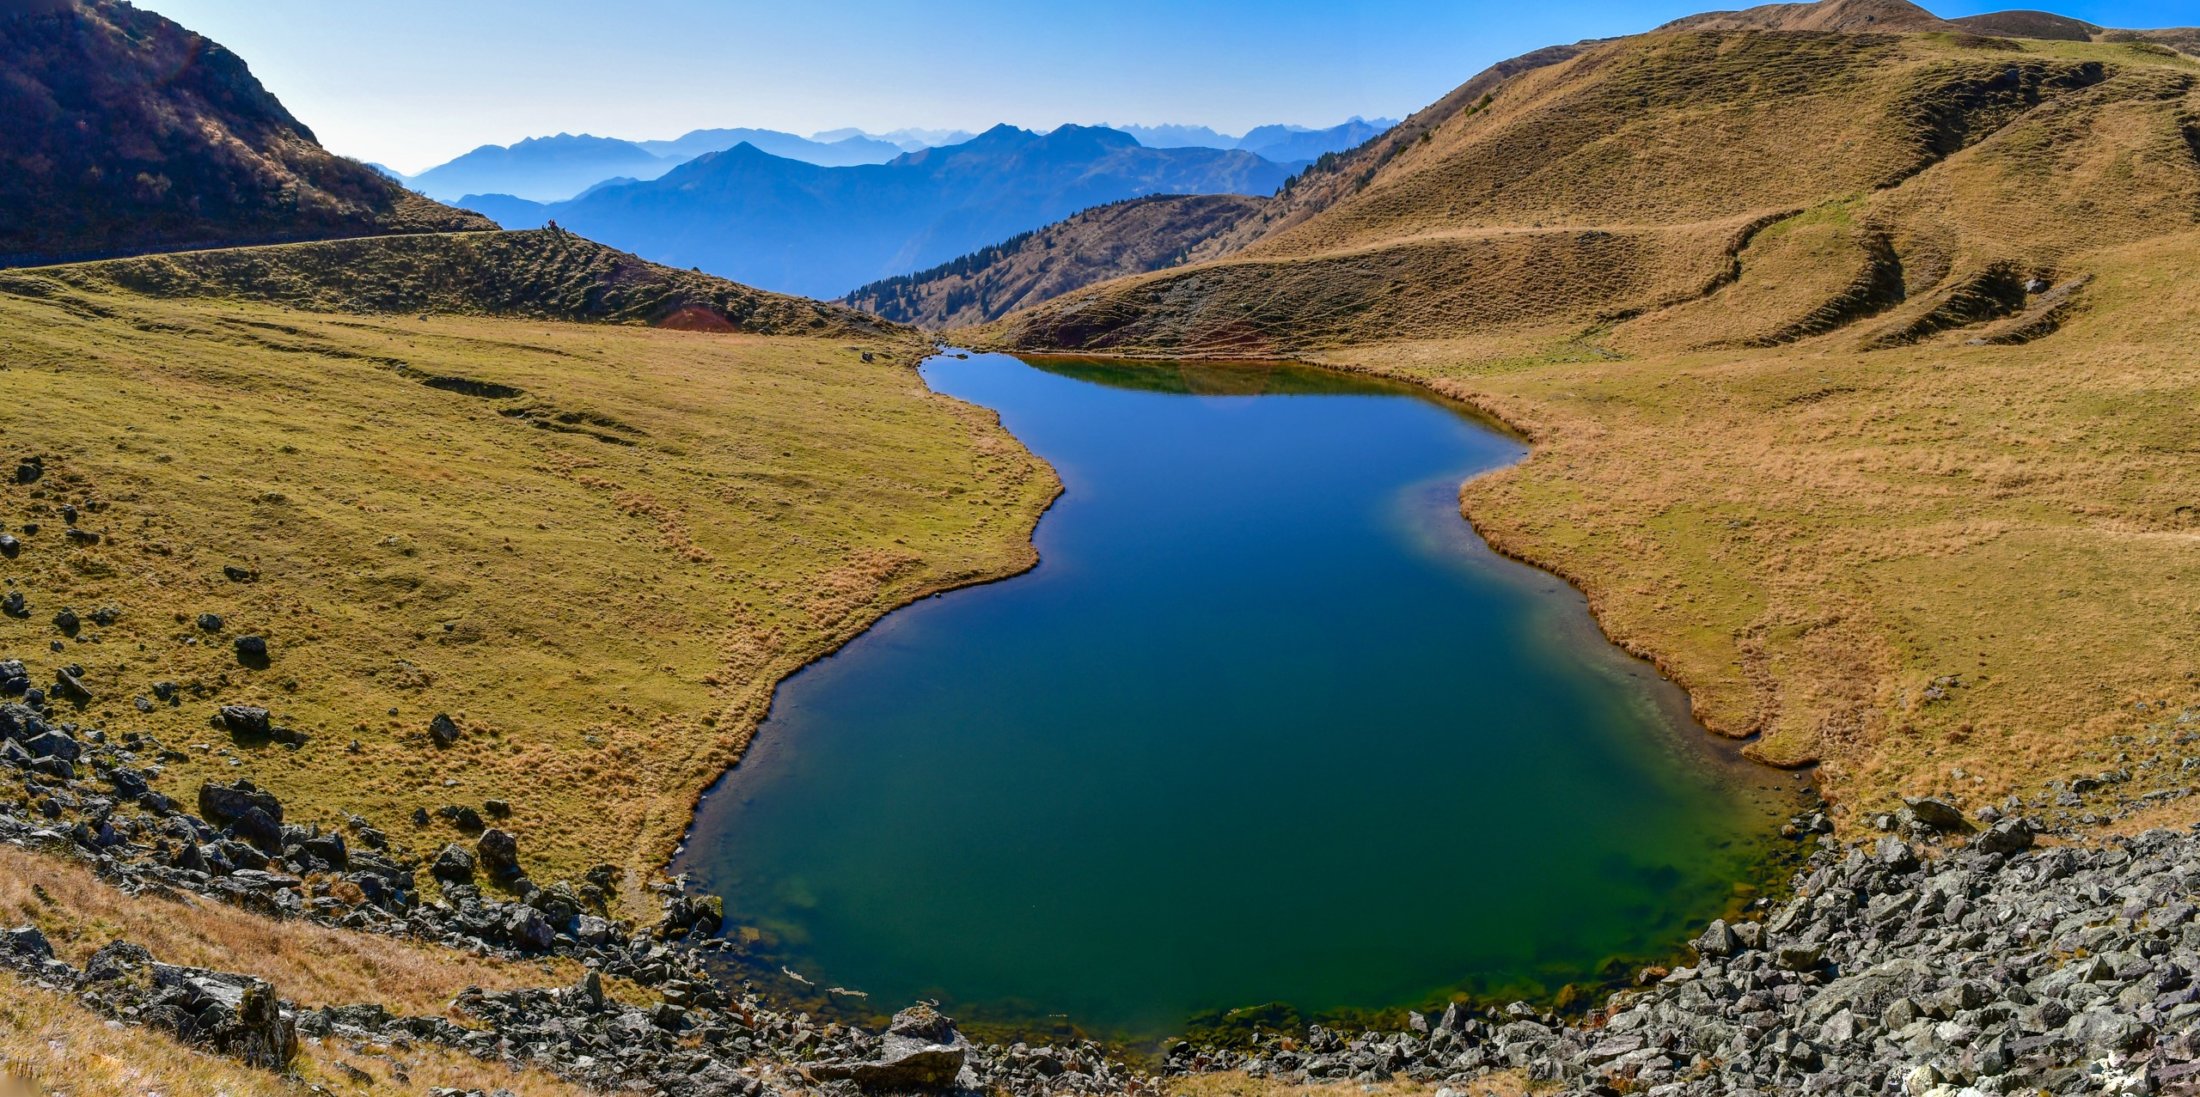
0, 0, 488, 267
468, 125, 1299, 298
843, 194, 1269, 327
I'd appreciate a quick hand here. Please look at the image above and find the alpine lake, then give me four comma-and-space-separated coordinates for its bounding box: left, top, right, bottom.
677, 352, 1804, 1046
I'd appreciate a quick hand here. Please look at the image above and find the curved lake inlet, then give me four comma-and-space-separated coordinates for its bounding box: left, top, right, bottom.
679, 352, 1799, 1040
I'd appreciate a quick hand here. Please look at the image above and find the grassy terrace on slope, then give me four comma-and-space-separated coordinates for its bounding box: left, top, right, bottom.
971, 14, 2200, 828
0, 238, 1056, 892
18, 228, 892, 337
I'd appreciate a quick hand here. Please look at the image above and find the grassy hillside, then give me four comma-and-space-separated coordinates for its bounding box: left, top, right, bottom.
0, 241, 1056, 891
843, 194, 1268, 327
971, 5, 2200, 827
1, 968, 595, 1096
0, 0, 489, 266
12, 228, 899, 337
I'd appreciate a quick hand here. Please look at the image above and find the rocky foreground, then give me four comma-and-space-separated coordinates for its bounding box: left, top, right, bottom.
1177, 809, 2200, 1097
5, 654, 2200, 1096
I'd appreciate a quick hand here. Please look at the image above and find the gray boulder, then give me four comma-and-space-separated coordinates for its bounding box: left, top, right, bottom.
1903, 796, 1974, 833
1691, 919, 1741, 959
819, 1004, 977, 1092
1975, 818, 2035, 854
475, 828, 523, 884
429, 712, 462, 746
430, 843, 476, 884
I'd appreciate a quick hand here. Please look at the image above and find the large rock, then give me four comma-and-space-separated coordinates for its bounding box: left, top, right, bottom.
197, 780, 283, 828
1690, 919, 1741, 959
1902, 796, 1975, 834
428, 712, 462, 746
430, 843, 476, 884
849, 1045, 970, 1092
81, 948, 301, 1072
504, 903, 556, 951
1975, 818, 2035, 854
233, 980, 299, 1070
475, 827, 523, 884
215, 705, 272, 739
50, 667, 91, 703
197, 780, 285, 852
813, 1004, 977, 1091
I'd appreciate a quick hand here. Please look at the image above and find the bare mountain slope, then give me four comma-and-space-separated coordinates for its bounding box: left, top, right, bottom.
842, 194, 1267, 327
1659, 0, 1952, 33
978, 19, 2192, 357
0, 0, 488, 266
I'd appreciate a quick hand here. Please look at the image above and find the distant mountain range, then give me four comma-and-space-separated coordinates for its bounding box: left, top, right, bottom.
1234, 118, 1395, 162
407, 134, 676, 202
399, 128, 956, 203
456, 124, 1299, 299
634, 128, 904, 166
816, 127, 979, 152
400, 120, 1392, 207
1110, 118, 1397, 159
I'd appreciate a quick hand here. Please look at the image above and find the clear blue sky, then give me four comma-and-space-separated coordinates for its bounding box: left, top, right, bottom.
139, 0, 2196, 173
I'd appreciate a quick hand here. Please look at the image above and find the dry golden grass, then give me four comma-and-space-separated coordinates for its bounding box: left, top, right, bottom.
976, 20, 2200, 829
981, 31, 2198, 362
0, 970, 594, 1097
0, 252, 1055, 895
0, 846, 581, 1013
983, 218, 1754, 359
1304, 228, 2200, 823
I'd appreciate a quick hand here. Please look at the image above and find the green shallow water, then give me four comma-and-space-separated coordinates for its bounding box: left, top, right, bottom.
677, 352, 1798, 1040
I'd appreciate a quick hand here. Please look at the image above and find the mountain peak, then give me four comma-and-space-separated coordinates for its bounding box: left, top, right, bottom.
1659, 0, 1952, 34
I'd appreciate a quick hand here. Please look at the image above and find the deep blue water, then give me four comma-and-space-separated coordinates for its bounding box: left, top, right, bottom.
678, 353, 1793, 1039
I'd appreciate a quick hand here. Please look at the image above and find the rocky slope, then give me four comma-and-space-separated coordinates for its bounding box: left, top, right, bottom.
8, 679, 2199, 1095
1175, 814, 2200, 1096
0, 0, 488, 267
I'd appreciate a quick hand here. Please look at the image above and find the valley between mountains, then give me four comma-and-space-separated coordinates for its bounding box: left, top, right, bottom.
3, 0, 2200, 1095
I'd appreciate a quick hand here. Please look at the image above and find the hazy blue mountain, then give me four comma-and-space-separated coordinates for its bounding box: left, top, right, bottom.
455, 193, 550, 230
364, 162, 409, 182
409, 134, 672, 202
1113, 123, 1239, 148
815, 127, 978, 152
476, 125, 1294, 299
636, 128, 903, 167
1234, 118, 1396, 162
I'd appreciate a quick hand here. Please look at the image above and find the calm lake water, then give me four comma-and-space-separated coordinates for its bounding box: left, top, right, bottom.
678, 352, 1796, 1040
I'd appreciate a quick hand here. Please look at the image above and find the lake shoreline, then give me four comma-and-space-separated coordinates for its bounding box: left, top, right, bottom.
672, 348, 1810, 1042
